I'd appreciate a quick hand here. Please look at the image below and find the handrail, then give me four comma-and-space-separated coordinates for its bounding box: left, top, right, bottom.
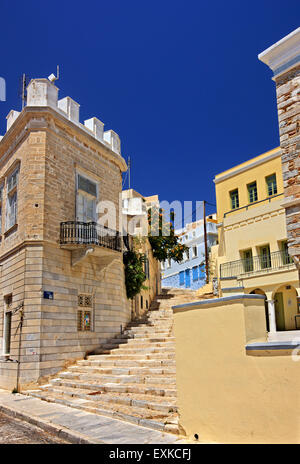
223, 193, 284, 217
60, 221, 122, 252
220, 249, 295, 279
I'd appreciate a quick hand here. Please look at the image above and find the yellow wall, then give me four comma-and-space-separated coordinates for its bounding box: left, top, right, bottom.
215, 147, 283, 224
219, 198, 287, 262
173, 297, 300, 443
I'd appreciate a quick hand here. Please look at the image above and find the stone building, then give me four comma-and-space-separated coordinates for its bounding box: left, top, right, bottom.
122, 189, 161, 319
0, 77, 131, 389
258, 28, 300, 273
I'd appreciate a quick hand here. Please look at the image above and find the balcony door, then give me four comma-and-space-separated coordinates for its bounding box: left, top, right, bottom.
243, 249, 253, 272
259, 245, 271, 269
76, 174, 98, 223
274, 292, 285, 331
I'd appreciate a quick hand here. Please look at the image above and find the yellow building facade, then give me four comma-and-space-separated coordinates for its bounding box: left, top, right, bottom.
213, 147, 300, 339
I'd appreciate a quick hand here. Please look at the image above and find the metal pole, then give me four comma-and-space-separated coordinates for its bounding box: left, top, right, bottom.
16, 309, 24, 393
128, 157, 131, 189
203, 200, 209, 284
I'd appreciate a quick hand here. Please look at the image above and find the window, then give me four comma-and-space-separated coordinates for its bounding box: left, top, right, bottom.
266, 174, 277, 197
281, 240, 293, 265
144, 255, 150, 279
192, 245, 198, 258
230, 189, 239, 210
167, 258, 172, 268
259, 245, 271, 269
76, 173, 98, 222
141, 295, 143, 309
6, 168, 19, 231
179, 271, 184, 286
0, 184, 3, 234
161, 261, 165, 270
192, 266, 198, 281
247, 182, 258, 203
243, 249, 253, 272
77, 294, 92, 331
199, 264, 205, 278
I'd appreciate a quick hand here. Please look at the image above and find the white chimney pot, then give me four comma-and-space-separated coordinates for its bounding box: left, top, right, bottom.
104, 129, 121, 155
58, 97, 80, 124
84, 117, 104, 141
27, 78, 58, 109
6, 110, 21, 131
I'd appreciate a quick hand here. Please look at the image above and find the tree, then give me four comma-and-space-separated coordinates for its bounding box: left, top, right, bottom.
147, 207, 188, 263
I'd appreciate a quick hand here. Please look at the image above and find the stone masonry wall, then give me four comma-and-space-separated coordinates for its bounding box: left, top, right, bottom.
275, 65, 300, 264
0, 108, 130, 389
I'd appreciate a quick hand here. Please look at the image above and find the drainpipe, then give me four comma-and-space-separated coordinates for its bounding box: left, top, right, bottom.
203, 201, 209, 284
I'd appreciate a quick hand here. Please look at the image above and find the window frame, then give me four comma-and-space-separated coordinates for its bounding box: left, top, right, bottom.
77, 293, 93, 332
230, 189, 239, 210
266, 174, 277, 197
5, 167, 19, 232
75, 172, 99, 223
247, 181, 258, 204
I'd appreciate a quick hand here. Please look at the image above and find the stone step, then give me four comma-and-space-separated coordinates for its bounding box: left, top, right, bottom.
79, 358, 176, 368
114, 337, 175, 345
108, 346, 175, 355
88, 353, 175, 361
57, 371, 176, 385
38, 385, 178, 414
68, 365, 176, 376
48, 378, 177, 397
26, 390, 178, 433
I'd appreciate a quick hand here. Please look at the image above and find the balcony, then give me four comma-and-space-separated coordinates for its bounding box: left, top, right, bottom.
60, 221, 122, 252
220, 250, 295, 279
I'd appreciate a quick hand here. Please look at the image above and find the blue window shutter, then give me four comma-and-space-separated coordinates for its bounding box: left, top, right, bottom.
179, 271, 184, 285
193, 266, 198, 281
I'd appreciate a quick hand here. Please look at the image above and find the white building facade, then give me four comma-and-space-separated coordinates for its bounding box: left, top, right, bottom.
161, 216, 218, 290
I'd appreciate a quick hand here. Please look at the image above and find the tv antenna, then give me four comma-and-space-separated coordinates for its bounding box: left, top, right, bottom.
18, 74, 30, 110
48, 65, 60, 83
128, 156, 131, 189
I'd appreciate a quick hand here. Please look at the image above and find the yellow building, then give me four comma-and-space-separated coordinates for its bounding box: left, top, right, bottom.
213, 146, 300, 340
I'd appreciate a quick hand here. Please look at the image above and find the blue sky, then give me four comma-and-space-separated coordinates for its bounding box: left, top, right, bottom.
0, 0, 299, 221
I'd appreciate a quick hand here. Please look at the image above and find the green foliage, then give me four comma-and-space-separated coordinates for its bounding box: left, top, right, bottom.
123, 250, 148, 299
147, 208, 188, 262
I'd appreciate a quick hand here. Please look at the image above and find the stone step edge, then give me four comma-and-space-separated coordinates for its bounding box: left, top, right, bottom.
47, 379, 177, 396
24, 391, 180, 435
37, 385, 178, 413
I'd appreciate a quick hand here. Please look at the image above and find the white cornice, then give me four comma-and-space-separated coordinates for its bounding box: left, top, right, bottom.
258, 27, 300, 78
214, 148, 281, 184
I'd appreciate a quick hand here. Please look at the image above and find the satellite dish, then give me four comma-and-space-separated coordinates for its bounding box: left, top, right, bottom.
48, 65, 60, 83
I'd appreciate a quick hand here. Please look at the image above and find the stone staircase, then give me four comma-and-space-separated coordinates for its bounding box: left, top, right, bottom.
23, 288, 207, 435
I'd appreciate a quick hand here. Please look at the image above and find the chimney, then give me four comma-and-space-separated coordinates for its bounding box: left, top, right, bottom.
104, 130, 121, 154
27, 78, 58, 109
258, 27, 300, 265
84, 117, 104, 141
6, 110, 21, 131
58, 97, 80, 124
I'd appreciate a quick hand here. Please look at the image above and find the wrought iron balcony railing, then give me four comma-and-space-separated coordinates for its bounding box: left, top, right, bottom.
60, 221, 122, 252
220, 250, 295, 279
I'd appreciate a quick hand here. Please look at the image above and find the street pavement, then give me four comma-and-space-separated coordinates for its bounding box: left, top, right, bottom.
0, 411, 69, 444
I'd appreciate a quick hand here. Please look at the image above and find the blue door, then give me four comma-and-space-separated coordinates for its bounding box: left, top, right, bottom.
185, 269, 191, 288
